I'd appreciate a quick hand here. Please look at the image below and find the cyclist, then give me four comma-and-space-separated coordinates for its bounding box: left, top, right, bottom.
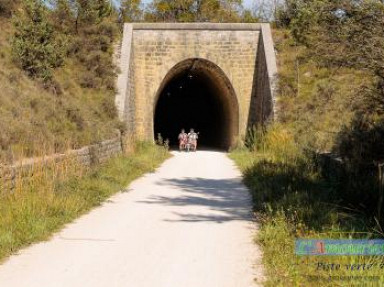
178, 129, 188, 151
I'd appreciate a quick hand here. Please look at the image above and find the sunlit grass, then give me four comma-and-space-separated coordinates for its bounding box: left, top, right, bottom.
0, 142, 169, 262
0, 18, 120, 163
231, 125, 384, 287
272, 28, 372, 153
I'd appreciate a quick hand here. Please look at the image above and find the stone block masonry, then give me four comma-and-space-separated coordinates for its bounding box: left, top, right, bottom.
116, 23, 278, 146
0, 135, 123, 192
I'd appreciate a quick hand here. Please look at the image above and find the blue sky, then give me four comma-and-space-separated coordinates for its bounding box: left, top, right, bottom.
244, 0, 253, 8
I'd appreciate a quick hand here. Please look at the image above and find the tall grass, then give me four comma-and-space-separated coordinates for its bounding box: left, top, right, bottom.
0, 18, 121, 164
231, 125, 384, 287
273, 29, 372, 153
0, 142, 169, 262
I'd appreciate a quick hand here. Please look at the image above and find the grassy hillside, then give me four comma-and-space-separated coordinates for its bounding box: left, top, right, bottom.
273, 28, 373, 153
0, 16, 120, 164
230, 23, 384, 286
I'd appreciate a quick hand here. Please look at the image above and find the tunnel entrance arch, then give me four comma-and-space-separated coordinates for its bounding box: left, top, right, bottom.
154, 58, 239, 150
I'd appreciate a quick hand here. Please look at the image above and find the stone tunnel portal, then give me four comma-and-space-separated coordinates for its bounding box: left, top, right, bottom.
154, 59, 239, 150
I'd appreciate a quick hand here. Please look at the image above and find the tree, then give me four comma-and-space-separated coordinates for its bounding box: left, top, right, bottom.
281, 0, 384, 166
50, 0, 76, 34
46, 0, 118, 89
276, 0, 384, 99
70, 0, 118, 89
120, 0, 143, 23
12, 0, 64, 81
194, 0, 221, 22
242, 9, 259, 22
144, 0, 244, 22
74, 0, 113, 31
219, 0, 242, 21
145, 0, 195, 22
292, 1, 384, 82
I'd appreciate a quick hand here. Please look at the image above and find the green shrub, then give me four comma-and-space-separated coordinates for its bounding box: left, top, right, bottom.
12, 0, 64, 81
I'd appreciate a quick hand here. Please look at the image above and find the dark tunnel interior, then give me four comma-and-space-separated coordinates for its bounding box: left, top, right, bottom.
154, 68, 233, 150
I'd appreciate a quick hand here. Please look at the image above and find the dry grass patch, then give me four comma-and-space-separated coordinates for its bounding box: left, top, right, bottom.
0, 142, 169, 262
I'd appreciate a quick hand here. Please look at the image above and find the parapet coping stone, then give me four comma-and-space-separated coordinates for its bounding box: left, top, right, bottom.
129, 23, 266, 31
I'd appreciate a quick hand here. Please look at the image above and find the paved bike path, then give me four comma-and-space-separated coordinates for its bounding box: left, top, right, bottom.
0, 151, 263, 287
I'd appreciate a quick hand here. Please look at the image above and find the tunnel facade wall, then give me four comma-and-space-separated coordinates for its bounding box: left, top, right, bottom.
116, 23, 277, 144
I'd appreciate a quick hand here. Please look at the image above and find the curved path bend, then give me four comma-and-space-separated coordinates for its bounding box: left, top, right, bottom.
0, 151, 263, 287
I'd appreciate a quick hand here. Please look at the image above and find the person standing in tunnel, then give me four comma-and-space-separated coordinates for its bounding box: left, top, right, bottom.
188, 128, 199, 152
178, 129, 188, 151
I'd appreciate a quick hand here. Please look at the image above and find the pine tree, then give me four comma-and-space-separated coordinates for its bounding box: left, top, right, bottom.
12, 0, 64, 81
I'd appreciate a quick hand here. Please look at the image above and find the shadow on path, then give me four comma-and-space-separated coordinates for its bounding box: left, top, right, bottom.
137, 177, 253, 223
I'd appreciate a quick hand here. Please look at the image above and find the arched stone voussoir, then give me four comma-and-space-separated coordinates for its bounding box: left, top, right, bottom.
115, 23, 278, 148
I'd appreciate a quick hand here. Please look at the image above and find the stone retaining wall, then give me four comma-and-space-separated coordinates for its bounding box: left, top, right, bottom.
0, 136, 123, 192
